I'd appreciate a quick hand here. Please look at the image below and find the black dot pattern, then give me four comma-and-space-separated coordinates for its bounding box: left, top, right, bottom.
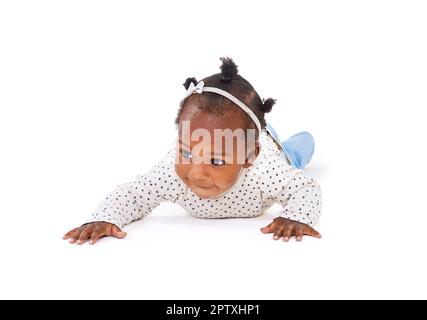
89, 131, 322, 228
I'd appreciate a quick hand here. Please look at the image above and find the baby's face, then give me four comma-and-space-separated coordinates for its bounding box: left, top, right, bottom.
175, 105, 259, 199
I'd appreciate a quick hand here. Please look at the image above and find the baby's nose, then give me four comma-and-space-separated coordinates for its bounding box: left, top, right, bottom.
188, 164, 211, 180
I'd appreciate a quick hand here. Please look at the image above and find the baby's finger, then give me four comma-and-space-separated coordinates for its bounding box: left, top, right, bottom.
260, 221, 275, 234
282, 224, 293, 242
303, 226, 322, 238
273, 227, 284, 240
69, 228, 83, 244
295, 227, 304, 241
63, 228, 78, 240
89, 232, 104, 245
90, 225, 107, 245
77, 226, 94, 245
111, 226, 127, 239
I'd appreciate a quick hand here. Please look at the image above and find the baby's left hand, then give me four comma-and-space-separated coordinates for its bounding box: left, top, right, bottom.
261, 217, 321, 242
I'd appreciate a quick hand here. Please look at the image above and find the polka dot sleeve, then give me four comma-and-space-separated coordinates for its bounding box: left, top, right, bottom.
88, 142, 185, 228
257, 133, 322, 226
273, 172, 322, 226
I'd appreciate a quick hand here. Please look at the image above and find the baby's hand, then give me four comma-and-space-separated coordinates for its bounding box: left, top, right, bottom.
63, 222, 127, 245
260, 217, 321, 242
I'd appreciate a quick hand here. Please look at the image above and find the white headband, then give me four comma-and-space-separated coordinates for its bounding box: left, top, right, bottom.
185, 80, 262, 133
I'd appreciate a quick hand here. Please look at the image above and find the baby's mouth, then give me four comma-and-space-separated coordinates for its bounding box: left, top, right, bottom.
192, 182, 218, 197
188, 179, 214, 189
196, 184, 215, 190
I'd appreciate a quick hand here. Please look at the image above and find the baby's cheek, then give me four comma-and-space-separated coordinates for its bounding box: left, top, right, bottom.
175, 164, 188, 183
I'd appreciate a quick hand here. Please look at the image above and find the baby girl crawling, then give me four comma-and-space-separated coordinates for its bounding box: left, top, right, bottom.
64, 58, 322, 245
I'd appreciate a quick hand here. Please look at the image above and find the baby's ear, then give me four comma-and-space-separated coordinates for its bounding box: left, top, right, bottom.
243, 141, 260, 168
183, 77, 198, 90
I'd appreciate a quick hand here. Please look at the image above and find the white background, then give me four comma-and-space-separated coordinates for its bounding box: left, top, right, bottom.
1, 0, 426, 299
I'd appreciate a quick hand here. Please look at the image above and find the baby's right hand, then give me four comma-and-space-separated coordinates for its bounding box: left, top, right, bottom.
63, 222, 127, 245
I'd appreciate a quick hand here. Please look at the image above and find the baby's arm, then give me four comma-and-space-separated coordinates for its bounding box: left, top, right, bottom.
64, 173, 164, 245
88, 172, 168, 229
260, 165, 322, 241
275, 171, 322, 226
64, 142, 185, 244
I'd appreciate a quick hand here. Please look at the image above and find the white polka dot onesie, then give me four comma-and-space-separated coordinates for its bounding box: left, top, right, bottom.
89, 130, 322, 228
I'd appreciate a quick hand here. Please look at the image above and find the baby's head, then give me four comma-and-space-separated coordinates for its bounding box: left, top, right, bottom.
174, 58, 276, 199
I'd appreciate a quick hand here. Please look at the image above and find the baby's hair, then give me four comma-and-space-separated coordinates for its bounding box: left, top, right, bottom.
175, 57, 276, 130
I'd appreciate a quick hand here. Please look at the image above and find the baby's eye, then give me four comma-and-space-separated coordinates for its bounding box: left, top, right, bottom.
211, 158, 225, 166
181, 150, 192, 159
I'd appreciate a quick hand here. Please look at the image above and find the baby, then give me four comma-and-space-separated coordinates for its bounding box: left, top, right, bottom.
64, 58, 322, 245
